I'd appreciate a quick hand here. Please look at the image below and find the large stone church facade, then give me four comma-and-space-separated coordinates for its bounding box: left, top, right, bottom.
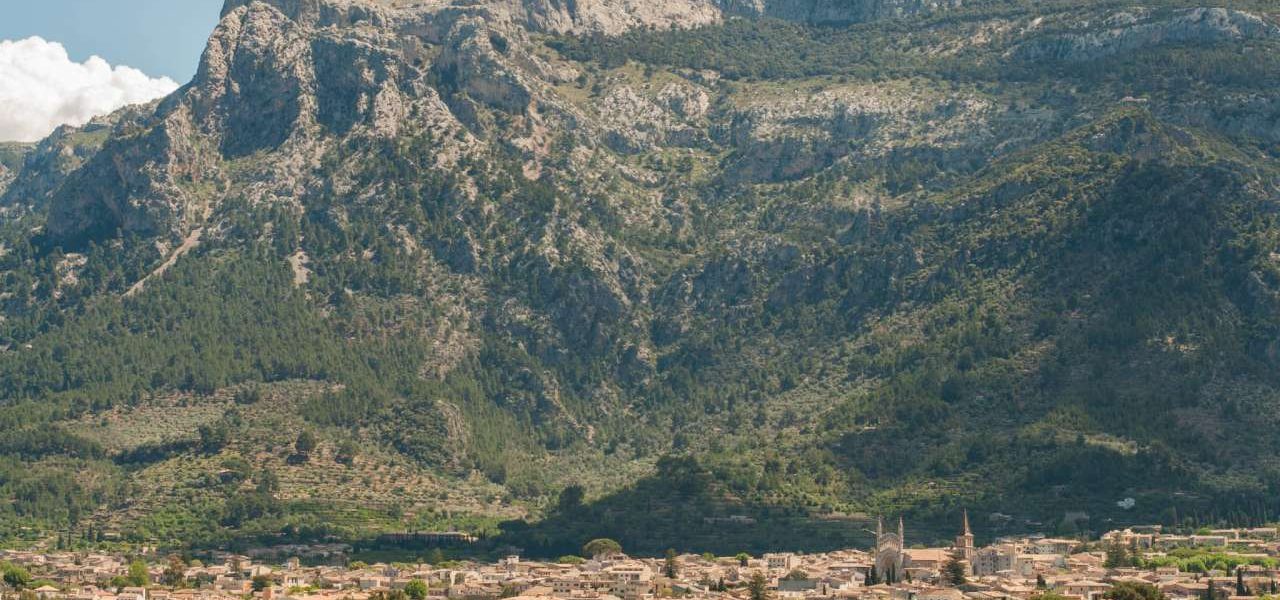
872, 511, 975, 583
874, 516, 905, 582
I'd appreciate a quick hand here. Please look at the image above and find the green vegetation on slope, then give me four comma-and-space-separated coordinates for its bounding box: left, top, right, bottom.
0, 0, 1278, 555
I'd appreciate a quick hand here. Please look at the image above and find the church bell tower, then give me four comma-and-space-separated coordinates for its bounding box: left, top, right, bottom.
955, 509, 975, 562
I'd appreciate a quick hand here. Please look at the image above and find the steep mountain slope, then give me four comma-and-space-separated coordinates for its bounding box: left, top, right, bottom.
0, 0, 1278, 554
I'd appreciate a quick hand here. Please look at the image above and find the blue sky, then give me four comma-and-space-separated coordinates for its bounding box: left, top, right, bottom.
0, 0, 224, 82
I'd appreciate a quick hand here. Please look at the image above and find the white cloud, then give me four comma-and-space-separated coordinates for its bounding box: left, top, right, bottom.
0, 37, 179, 143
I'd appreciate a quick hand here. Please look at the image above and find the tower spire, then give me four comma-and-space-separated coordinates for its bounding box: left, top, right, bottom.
956, 509, 975, 563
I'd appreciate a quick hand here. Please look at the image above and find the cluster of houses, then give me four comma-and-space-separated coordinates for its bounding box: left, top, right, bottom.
1100, 526, 1280, 554
3, 522, 1280, 600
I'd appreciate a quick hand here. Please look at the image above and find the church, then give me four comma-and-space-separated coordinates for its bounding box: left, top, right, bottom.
873, 516, 905, 583
870, 511, 974, 583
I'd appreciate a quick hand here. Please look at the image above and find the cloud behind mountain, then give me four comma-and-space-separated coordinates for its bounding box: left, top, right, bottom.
0, 36, 178, 143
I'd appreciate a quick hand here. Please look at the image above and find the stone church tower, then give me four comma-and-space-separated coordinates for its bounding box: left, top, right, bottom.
954, 509, 975, 563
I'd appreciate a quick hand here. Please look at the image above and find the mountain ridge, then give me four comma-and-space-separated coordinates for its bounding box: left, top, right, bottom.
217, 0, 964, 35
0, 0, 1278, 554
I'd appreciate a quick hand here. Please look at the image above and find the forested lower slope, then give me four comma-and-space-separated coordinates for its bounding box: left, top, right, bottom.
0, 0, 1277, 554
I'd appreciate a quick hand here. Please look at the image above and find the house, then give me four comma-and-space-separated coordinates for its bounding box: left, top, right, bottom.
118, 588, 148, 600
283, 572, 313, 588
779, 578, 827, 594
608, 579, 651, 600
1062, 580, 1111, 600
1190, 536, 1229, 548
603, 563, 652, 585
766, 554, 799, 573
447, 583, 501, 600
1160, 581, 1208, 599
915, 588, 966, 600
1246, 528, 1277, 540
973, 546, 1017, 576
1033, 540, 1078, 556
1015, 554, 1064, 577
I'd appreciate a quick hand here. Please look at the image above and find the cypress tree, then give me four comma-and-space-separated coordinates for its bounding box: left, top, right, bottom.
944, 557, 967, 586
749, 571, 769, 600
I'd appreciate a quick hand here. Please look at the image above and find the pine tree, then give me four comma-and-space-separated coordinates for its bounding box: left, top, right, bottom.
943, 557, 967, 586
1104, 543, 1129, 569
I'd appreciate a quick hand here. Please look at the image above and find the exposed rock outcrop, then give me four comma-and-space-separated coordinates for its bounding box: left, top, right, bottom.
720, 83, 994, 183
1013, 8, 1280, 62
0, 117, 130, 212
223, 0, 959, 37
41, 0, 435, 245
44, 102, 215, 245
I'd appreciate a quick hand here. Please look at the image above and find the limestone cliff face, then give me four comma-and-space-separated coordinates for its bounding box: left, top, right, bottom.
41, 0, 432, 245
0, 119, 122, 212
223, 0, 956, 35
1013, 7, 1280, 62
31, 0, 1278, 248
219, 0, 721, 35
38, 0, 714, 244
43, 102, 217, 243
35, 0, 657, 386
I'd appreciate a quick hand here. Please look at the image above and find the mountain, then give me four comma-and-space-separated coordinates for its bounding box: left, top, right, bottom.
0, 0, 1278, 555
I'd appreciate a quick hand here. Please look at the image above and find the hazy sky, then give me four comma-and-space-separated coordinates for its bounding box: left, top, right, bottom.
0, 0, 224, 82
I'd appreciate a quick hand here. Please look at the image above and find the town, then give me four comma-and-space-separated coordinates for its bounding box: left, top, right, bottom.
3, 519, 1278, 600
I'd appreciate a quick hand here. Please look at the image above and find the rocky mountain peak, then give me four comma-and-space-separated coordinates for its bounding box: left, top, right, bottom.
2, 0, 1280, 553
219, 0, 960, 37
